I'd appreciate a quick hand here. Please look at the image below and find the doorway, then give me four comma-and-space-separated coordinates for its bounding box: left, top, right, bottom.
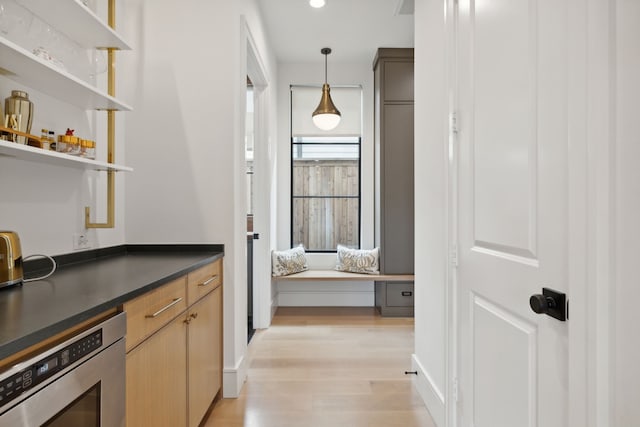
244, 28, 272, 332
246, 76, 256, 342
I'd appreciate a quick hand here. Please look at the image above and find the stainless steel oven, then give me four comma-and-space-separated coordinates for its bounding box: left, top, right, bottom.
0, 312, 126, 427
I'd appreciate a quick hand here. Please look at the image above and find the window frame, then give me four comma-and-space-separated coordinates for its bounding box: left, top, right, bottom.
290, 136, 362, 253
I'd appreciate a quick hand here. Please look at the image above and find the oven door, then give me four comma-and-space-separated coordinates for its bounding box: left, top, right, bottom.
0, 337, 125, 427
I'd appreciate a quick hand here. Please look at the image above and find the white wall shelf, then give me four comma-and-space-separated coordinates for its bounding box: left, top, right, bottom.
0, 36, 132, 111
16, 0, 131, 50
0, 140, 132, 172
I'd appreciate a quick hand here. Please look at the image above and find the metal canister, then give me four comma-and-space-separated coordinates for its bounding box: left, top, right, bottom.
4, 90, 33, 144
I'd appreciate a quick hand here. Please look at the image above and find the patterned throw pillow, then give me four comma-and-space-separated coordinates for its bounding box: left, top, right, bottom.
335, 244, 380, 275
271, 245, 309, 277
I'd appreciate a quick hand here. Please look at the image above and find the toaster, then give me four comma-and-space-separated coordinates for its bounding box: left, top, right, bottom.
0, 231, 24, 288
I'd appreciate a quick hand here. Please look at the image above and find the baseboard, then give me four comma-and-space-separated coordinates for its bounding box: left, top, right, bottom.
412, 354, 446, 427
222, 354, 247, 398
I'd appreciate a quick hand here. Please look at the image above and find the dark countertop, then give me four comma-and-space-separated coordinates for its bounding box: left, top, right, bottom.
0, 244, 224, 361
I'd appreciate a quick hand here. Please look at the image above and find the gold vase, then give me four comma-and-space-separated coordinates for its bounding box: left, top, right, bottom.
4, 90, 33, 144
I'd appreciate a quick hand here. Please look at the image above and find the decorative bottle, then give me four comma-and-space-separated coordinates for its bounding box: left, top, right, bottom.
4, 90, 33, 144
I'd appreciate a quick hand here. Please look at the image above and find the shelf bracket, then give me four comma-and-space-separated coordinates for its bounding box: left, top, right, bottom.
85, 0, 118, 229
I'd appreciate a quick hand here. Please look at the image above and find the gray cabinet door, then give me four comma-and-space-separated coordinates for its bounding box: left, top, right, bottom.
382, 104, 414, 274
383, 61, 414, 102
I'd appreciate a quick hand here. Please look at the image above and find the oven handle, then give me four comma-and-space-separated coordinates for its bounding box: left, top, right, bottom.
145, 298, 183, 318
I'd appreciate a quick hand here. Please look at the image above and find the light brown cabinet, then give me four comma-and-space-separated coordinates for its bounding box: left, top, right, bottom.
124, 276, 188, 352
187, 286, 222, 427
187, 259, 223, 306
126, 313, 187, 427
123, 258, 223, 427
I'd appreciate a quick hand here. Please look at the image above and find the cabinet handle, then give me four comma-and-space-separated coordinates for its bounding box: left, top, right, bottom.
145, 297, 183, 318
199, 275, 218, 287
401, 291, 413, 297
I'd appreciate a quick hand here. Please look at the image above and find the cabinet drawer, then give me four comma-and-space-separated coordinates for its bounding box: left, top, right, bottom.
124, 277, 187, 352
386, 282, 414, 307
187, 259, 222, 306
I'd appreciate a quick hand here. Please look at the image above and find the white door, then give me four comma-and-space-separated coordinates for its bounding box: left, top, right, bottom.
456, 0, 571, 426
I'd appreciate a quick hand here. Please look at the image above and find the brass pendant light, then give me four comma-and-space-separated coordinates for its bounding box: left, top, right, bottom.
312, 47, 341, 131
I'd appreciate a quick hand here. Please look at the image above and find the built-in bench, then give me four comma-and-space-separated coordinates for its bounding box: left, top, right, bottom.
273, 268, 415, 316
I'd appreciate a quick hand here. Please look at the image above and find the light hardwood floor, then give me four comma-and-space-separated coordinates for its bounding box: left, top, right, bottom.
204, 307, 436, 427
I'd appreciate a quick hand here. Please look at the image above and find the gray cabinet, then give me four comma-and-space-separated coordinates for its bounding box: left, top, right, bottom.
375, 282, 415, 317
373, 48, 415, 317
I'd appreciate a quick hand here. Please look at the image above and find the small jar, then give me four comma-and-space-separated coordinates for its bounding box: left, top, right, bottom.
80, 139, 96, 159
57, 134, 80, 155
40, 129, 50, 150
47, 131, 56, 151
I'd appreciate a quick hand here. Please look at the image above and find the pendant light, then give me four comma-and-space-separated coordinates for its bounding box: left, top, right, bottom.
312, 47, 341, 131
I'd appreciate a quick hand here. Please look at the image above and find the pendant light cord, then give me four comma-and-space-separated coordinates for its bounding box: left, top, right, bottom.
324, 52, 328, 84
320, 47, 332, 85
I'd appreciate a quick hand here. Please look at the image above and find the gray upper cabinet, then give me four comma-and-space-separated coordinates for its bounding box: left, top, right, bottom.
374, 48, 414, 275
382, 61, 414, 102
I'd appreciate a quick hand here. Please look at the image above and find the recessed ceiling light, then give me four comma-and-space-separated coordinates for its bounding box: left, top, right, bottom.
309, 0, 326, 8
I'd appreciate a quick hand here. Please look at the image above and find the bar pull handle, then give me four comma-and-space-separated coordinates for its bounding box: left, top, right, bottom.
146, 298, 183, 318
198, 275, 218, 287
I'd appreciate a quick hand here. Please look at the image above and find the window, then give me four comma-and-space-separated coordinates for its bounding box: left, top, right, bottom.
290, 85, 362, 251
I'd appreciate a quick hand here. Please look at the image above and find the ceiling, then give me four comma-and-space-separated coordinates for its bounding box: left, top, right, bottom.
257, 0, 415, 64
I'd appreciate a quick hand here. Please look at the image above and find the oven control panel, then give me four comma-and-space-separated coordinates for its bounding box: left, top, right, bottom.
0, 330, 102, 408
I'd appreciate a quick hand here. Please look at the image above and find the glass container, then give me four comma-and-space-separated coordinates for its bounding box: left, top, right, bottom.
57, 134, 80, 155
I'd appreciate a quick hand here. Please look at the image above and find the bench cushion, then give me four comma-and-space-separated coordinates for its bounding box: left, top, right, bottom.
335, 245, 380, 274
271, 245, 309, 277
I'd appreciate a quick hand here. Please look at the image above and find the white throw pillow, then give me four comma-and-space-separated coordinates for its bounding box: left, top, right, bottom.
271, 245, 309, 277
335, 244, 380, 275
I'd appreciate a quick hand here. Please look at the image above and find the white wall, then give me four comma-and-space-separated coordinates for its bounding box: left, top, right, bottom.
614, 0, 640, 423
274, 61, 375, 306
0, 1, 126, 257
120, 0, 277, 397
412, 0, 449, 426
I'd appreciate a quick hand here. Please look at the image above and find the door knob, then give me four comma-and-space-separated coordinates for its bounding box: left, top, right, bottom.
529, 287, 566, 321
529, 295, 556, 313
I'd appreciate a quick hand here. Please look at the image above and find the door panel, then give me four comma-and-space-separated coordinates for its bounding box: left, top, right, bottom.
472, 0, 537, 259
457, 0, 568, 426
472, 294, 536, 427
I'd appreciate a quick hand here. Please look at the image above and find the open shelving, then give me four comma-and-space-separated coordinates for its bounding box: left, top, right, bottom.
16, 0, 132, 50
0, 35, 131, 111
0, 139, 132, 172
0, 0, 132, 228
